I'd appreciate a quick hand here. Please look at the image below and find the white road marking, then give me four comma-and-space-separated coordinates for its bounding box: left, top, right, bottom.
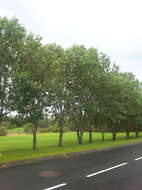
86, 163, 128, 178
44, 183, 67, 190
134, 157, 142, 161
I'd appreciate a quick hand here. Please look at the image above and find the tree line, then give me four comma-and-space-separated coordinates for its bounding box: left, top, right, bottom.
0, 17, 142, 149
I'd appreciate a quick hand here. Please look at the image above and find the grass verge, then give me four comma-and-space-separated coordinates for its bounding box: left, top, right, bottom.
0, 132, 142, 164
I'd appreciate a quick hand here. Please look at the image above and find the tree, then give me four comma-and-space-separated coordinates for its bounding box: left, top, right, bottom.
11, 34, 51, 150
90, 53, 119, 141
61, 45, 100, 144
49, 46, 67, 146
63, 45, 89, 144
0, 17, 26, 125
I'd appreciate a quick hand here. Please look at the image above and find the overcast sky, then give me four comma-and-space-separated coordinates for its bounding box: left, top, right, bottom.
1, 0, 142, 80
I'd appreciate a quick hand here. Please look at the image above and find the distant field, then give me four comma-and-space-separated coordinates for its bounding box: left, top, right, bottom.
0, 132, 142, 164
8, 128, 24, 133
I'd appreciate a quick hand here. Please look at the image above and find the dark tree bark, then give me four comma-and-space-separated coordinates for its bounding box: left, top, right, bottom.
0, 104, 4, 126
76, 129, 83, 144
112, 131, 116, 141
59, 122, 63, 147
126, 129, 130, 139
0, 116, 2, 126
112, 128, 117, 141
102, 131, 104, 142
76, 128, 80, 143
89, 125, 92, 143
58, 111, 64, 147
79, 131, 83, 144
135, 130, 139, 138
33, 121, 38, 150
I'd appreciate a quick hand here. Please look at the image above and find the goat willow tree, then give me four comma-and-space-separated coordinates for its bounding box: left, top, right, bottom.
61, 45, 101, 144
11, 34, 51, 150
0, 17, 25, 125
49, 45, 66, 147
117, 72, 141, 139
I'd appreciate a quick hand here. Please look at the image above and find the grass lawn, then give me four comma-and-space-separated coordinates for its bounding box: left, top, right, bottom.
0, 132, 142, 164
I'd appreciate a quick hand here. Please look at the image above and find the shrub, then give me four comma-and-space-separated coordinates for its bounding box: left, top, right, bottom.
23, 123, 33, 134
8, 124, 17, 129
46, 125, 59, 133
39, 125, 71, 133
38, 128, 50, 133
0, 126, 8, 136
1, 122, 17, 129
63, 126, 71, 132
1, 122, 11, 128
38, 118, 50, 128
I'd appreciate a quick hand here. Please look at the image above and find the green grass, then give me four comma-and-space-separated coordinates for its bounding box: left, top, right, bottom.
0, 132, 142, 164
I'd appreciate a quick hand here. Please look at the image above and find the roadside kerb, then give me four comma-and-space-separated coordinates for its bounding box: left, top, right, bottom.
0, 141, 142, 169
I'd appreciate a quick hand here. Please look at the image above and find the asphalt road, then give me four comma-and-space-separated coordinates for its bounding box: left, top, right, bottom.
1, 143, 142, 190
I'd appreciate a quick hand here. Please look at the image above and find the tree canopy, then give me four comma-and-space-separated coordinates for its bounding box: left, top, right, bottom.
1, 17, 142, 149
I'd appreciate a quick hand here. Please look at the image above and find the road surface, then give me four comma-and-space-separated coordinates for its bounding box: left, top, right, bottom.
1, 143, 142, 190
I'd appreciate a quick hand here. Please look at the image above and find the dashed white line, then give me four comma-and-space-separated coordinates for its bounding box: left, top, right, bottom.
44, 183, 67, 190
86, 163, 128, 178
44, 158, 140, 189
134, 157, 142, 161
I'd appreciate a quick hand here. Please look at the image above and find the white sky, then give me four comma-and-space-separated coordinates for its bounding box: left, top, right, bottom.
0, 0, 142, 80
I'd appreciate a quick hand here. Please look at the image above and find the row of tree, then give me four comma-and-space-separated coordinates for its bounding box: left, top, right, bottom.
1, 17, 142, 149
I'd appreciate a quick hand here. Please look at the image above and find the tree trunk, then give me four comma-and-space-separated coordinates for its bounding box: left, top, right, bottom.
112, 128, 116, 141
80, 131, 83, 144
33, 121, 37, 150
112, 131, 116, 141
59, 122, 63, 147
102, 131, 104, 142
76, 129, 80, 143
76, 129, 83, 144
0, 97, 4, 127
135, 130, 139, 138
0, 117, 2, 126
126, 129, 129, 139
0, 114, 3, 126
89, 126, 92, 143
